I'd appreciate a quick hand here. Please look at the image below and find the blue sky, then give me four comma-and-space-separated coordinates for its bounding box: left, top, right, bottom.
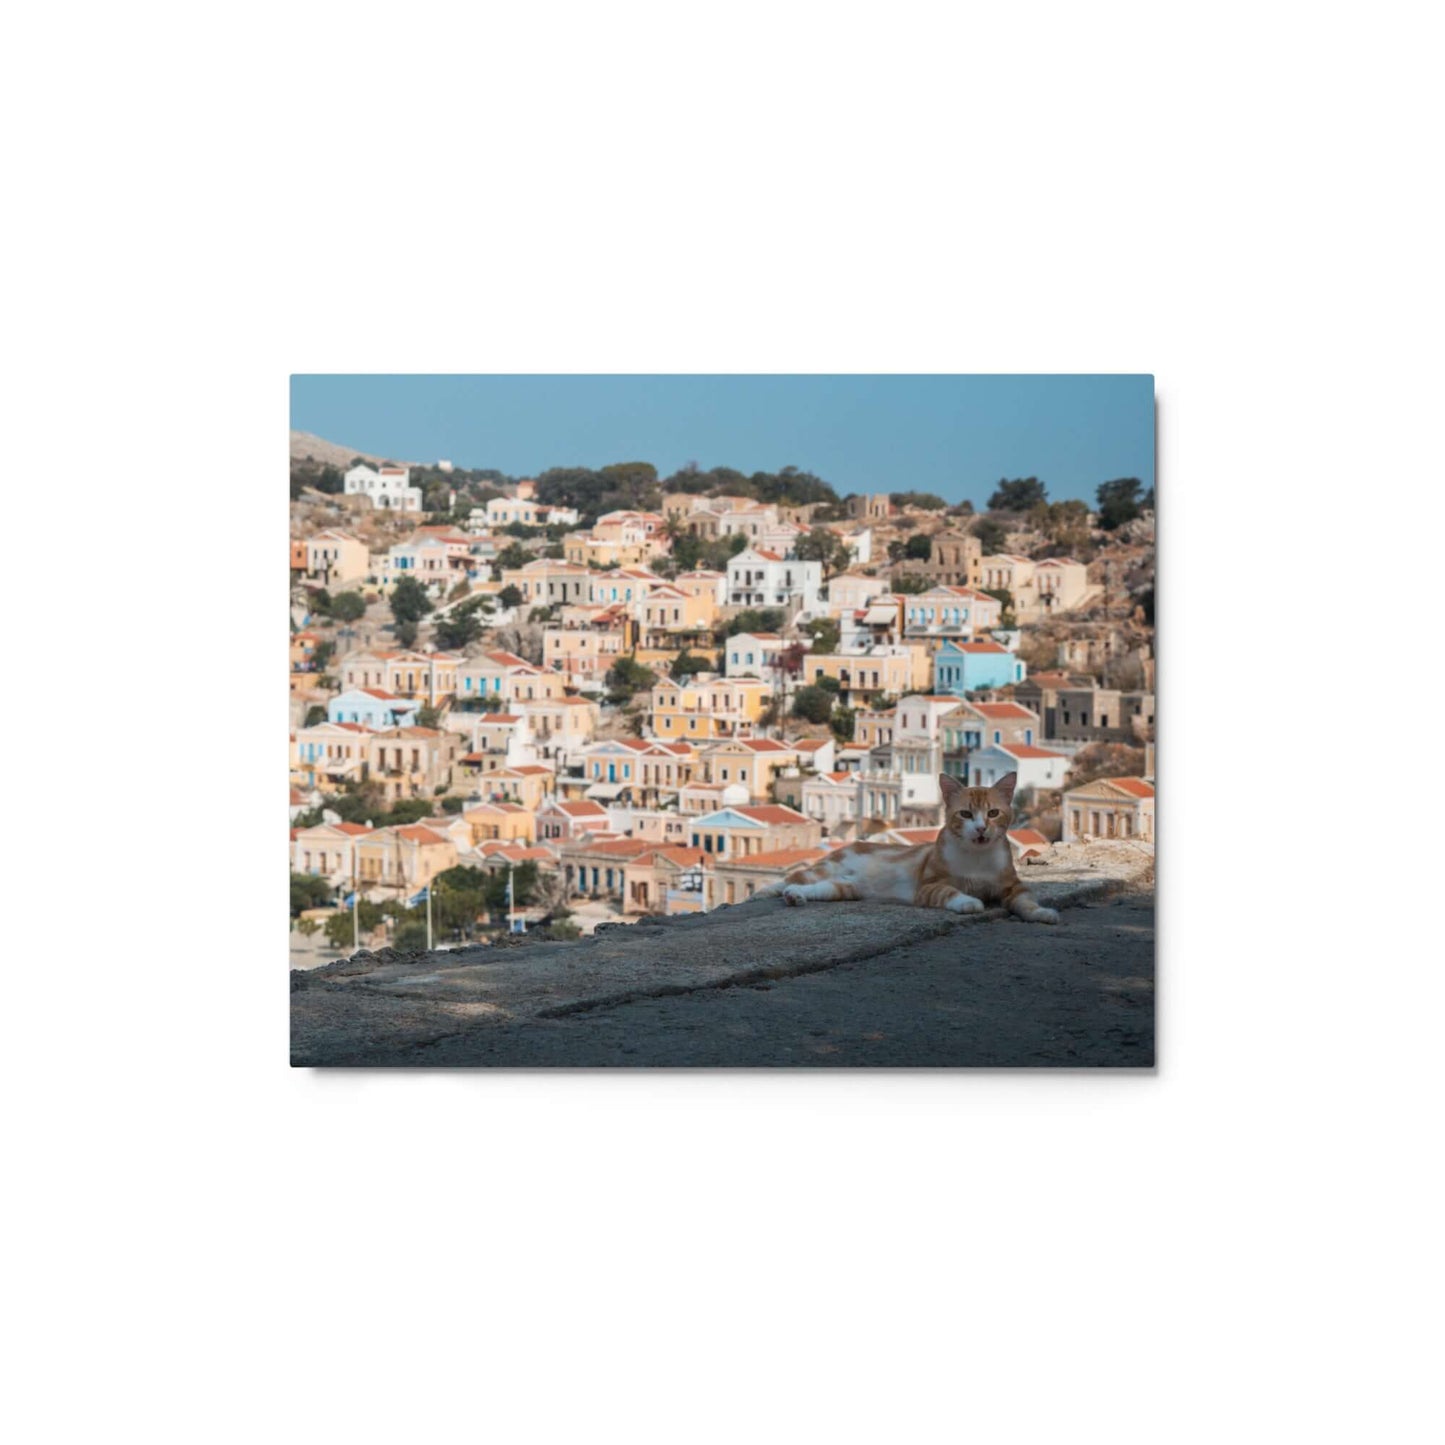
290, 375, 1153, 506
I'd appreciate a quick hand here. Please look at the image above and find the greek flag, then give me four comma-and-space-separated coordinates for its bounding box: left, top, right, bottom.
407, 886, 430, 907
343, 892, 356, 907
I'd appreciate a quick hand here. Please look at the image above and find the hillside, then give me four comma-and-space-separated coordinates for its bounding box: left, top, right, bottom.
289, 429, 409, 469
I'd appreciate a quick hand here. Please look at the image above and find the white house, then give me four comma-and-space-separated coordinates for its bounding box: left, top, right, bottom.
327, 688, 421, 730
725, 632, 788, 680
966, 744, 1071, 793
726, 547, 823, 612
800, 771, 860, 829
344, 464, 423, 513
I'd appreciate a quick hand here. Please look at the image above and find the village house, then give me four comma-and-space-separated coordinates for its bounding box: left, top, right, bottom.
854, 705, 897, 750
933, 640, 1026, 696
902, 586, 1004, 649
516, 696, 597, 759
543, 607, 634, 689
804, 646, 921, 708
291, 821, 373, 886
620, 846, 710, 917
479, 764, 555, 812
294, 721, 376, 789
338, 649, 464, 707
699, 738, 798, 803
1061, 777, 1156, 843
909, 531, 982, 589
631, 740, 698, 807
382, 534, 473, 591
966, 743, 1071, 793
827, 573, 892, 613
344, 463, 423, 512
500, 558, 593, 608
940, 701, 1041, 778
327, 688, 420, 730
638, 582, 717, 649
586, 568, 666, 608
800, 771, 859, 829
365, 726, 462, 801
537, 797, 611, 844
564, 532, 655, 569
605, 806, 692, 848
559, 836, 656, 905
672, 569, 729, 607
726, 547, 824, 613
977, 554, 1092, 621
354, 824, 457, 896
483, 496, 579, 528
1012, 673, 1156, 744
688, 803, 821, 861
723, 632, 788, 681
847, 494, 892, 521
457, 801, 536, 846
303, 530, 370, 585
646, 677, 772, 741
456, 648, 530, 703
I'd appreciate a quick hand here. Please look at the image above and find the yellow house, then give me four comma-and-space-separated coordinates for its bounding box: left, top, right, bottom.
481, 765, 555, 812
647, 677, 772, 741
638, 583, 718, 647
460, 802, 536, 845
804, 649, 917, 706
354, 824, 458, 896
564, 535, 654, 569
366, 726, 462, 801
700, 738, 799, 802
305, 530, 370, 585
500, 559, 593, 608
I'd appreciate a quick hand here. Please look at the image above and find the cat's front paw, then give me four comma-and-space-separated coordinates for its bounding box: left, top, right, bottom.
782, 885, 807, 906
1029, 906, 1060, 925
945, 893, 984, 914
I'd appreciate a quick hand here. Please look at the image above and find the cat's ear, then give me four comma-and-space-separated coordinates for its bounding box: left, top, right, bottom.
939, 772, 963, 806
991, 771, 1018, 803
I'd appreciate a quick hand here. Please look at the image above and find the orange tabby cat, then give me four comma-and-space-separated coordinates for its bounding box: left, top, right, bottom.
757, 770, 1059, 924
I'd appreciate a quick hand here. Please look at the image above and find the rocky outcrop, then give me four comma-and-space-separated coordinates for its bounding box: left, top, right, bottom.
292, 843, 1154, 1067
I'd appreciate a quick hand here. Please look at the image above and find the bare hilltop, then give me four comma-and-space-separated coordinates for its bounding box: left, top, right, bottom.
289, 429, 409, 469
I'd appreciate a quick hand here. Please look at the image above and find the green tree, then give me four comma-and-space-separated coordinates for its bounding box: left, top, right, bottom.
982, 587, 1016, 628
330, 591, 366, 623
415, 705, 442, 729
390, 575, 433, 629
1031, 499, 1092, 551
441, 795, 465, 814
498, 583, 524, 609
904, 532, 933, 561
303, 704, 328, 727
890, 491, 948, 510
791, 686, 834, 724
324, 899, 383, 951
394, 921, 429, 952
802, 617, 840, 654
290, 872, 333, 917
312, 639, 335, 671
483, 861, 538, 917
890, 573, 930, 594
605, 656, 658, 704
887, 539, 909, 563
725, 608, 787, 637
816, 675, 840, 694
829, 706, 856, 742
1096, 478, 1144, 530
972, 517, 1009, 554
988, 477, 1048, 511
433, 597, 487, 650
670, 650, 711, 680
393, 620, 418, 647
494, 542, 532, 573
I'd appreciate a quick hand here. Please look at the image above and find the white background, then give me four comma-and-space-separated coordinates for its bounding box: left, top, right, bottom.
5, 2, 1440, 1442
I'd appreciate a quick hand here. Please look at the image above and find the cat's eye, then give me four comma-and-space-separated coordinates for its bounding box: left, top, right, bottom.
987, 809, 1000, 818
961, 810, 973, 820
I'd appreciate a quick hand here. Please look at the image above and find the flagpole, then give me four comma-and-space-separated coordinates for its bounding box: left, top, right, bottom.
352, 846, 359, 950
427, 877, 433, 952
507, 862, 515, 934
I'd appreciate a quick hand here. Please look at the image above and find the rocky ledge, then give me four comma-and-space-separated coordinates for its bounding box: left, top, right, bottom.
291, 842, 1155, 1068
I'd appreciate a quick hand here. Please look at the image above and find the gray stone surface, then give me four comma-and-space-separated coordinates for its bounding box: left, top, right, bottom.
291, 842, 1154, 1068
